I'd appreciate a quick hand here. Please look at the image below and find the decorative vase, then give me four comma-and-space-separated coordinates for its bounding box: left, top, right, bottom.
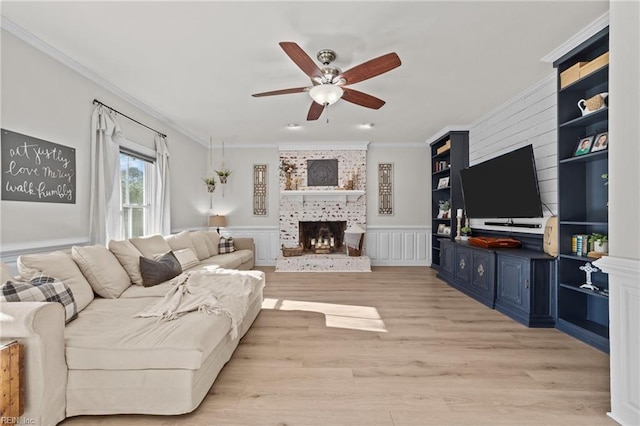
219, 176, 228, 184
285, 173, 293, 190
207, 184, 215, 193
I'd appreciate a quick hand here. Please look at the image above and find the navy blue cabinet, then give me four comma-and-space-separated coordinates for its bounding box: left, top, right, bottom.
438, 240, 495, 309
495, 254, 555, 328
437, 240, 554, 327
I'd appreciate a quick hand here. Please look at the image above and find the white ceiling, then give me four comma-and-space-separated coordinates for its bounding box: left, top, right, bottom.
1, 1, 609, 147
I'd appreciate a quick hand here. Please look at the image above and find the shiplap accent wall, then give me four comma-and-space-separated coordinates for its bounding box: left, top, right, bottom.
467, 73, 558, 233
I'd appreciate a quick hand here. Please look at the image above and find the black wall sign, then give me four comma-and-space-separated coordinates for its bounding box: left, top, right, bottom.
1, 129, 76, 204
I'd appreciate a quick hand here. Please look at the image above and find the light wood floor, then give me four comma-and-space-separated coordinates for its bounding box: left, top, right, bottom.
63, 267, 613, 426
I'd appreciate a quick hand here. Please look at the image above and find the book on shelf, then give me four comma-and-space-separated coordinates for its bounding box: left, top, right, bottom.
571, 234, 592, 256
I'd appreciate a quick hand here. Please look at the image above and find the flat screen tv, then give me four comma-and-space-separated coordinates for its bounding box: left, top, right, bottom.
459, 145, 543, 219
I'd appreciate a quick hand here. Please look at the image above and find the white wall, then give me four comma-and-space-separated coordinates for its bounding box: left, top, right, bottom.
0, 30, 208, 252
466, 74, 558, 233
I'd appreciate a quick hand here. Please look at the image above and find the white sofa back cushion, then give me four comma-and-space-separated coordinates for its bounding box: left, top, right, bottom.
1, 262, 14, 283
166, 230, 198, 254
189, 231, 212, 260
71, 245, 132, 298
108, 240, 144, 286
129, 235, 172, 259
205, 231, 221, 256
166, 248, 199, 270
18, 251, 95, 312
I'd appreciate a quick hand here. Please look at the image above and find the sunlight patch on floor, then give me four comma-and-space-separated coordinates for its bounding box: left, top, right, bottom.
262, 298, 387, 333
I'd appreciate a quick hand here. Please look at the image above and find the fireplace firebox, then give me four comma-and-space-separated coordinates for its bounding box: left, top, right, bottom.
299, 221, 347, 253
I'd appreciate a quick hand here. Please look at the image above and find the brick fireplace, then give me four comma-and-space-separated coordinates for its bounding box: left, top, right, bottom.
276, 142, 371, 272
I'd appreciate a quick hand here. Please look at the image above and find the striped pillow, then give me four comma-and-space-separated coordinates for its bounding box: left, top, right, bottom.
218, 236, 235, 254
0, 275, 78, 323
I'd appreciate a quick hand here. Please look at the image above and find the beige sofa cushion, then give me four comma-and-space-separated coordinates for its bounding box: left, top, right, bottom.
1, 263, 14, 283
108, 240, 144, 286
205, 231, 220, 255
190, 231, 212, 260
166, 230, 197, 253
17, 251, 95, 312
129, 235, 172, 259
71, 245, 131, 298
64, 297, 232, 370
197, 250, 252, 270
202, 231, 218, 256
171, 248, 199, 270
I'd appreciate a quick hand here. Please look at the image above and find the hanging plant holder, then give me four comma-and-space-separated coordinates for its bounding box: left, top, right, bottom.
216, 169, 232, 184
207, 184, 216, 193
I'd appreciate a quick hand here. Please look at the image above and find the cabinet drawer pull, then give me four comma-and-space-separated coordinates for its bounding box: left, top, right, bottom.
525, 279, 529, 289
477, 264, 485, 276
459, 258, 466, 269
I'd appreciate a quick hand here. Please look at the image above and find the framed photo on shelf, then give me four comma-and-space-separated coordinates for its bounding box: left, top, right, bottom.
437, 223, 446, 235
591, 131, 608, 152
443, 226, 451, 236
437, 177, 449, 189
574, 135, 594, 156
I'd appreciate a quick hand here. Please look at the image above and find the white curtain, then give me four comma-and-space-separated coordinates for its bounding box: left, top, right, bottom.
89, 106, 124, 245
152, 134, 171, 235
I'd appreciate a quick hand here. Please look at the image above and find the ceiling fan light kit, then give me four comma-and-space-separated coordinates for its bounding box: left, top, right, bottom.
252, 41, 401, 121
309, 84, 344, 106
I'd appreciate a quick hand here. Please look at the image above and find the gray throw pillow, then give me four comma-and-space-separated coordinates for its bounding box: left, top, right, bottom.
139, 251, 182, 287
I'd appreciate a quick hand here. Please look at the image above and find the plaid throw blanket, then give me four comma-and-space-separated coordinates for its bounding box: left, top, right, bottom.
133, 269, 260, 339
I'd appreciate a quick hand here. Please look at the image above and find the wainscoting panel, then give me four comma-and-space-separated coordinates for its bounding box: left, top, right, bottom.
365, 226, 430, 266
0, 227, 432, 270
0, 237, 90, 273
229, 226, 431, 267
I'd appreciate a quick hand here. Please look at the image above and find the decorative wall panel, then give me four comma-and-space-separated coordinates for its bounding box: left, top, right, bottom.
378, 163, 393, 215
253, 164, 267, 216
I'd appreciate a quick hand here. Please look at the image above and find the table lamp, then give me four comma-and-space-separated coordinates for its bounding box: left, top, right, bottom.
208, 215, 227, 234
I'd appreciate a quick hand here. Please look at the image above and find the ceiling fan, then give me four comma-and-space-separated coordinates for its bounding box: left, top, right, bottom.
252, 42, 401, 121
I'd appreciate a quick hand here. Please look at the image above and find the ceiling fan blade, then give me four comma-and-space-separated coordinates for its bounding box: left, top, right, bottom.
252, 87, 309, 97
307, 101, 325, 121
279, 42, 323, 80
340, 52, 401, 85
342, 88, 386, 109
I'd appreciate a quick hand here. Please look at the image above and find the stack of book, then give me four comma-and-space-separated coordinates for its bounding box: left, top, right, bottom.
571, 234, 592, 256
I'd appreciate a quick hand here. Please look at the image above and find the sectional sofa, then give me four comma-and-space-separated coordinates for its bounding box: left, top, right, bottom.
0, 230, 264, 426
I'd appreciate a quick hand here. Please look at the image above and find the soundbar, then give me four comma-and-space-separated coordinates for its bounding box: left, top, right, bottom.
484, 221, 541, 229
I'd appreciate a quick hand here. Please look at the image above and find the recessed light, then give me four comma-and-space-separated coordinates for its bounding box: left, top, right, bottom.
359, 123, 374, 129
286, 123, 300, 129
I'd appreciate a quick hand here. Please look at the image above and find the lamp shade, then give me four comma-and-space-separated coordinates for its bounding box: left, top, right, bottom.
309, 84, 344, 106
208, 215, 227, 228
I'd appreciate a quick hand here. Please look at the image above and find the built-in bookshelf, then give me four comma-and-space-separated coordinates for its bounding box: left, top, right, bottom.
553, 27, 609, 353
429, 130, 468, 269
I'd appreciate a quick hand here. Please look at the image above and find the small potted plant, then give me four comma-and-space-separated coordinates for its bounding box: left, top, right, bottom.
215, 169, 232, 184
460, 226, 472, 241
438, 200, 450, 219
589, 233, 608, 253
202, 176, 216, 193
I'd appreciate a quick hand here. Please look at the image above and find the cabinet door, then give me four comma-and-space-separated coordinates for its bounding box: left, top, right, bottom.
497, 256, 530, 312
455, 246, 472, 285
471, 251, 494, 292
441, 241, 454, 275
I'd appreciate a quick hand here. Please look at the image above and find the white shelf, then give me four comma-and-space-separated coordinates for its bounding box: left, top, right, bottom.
280, 190, 365, 204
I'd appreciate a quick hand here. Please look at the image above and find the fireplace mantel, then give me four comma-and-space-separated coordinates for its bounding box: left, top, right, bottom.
280, 190, 365, 204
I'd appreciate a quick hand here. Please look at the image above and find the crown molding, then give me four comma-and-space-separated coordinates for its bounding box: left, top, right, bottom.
1, 17, 209, 148
424, 125, 469, 145
541, 11, 610, 63
278, 141, 370, 151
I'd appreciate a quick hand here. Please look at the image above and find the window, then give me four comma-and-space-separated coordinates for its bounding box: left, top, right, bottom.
120, 150, 154, 239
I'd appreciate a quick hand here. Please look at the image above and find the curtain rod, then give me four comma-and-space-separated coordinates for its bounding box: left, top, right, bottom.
93, 99, 167, 138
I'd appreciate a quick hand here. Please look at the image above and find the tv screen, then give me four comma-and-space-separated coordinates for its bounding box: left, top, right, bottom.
459, 145, 543, 219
